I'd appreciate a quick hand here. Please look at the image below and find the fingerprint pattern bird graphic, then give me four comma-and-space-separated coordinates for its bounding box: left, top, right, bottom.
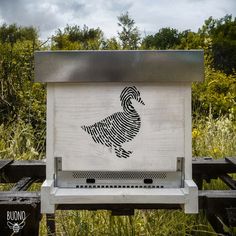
81, 86, 145, 158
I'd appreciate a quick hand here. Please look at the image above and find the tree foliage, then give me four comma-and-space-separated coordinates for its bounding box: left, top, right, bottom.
102, 37, 121, 50
142, 28, 181, 49
0, 24, 46, 156
208, 15, 236, 74
117, 12, 140, 49
52, 25, 104, 50
0, 23, 38, 45
192, 65, 236, 118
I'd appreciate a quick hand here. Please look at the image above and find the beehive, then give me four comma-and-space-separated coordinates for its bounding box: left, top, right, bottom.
35, 50, 204, 214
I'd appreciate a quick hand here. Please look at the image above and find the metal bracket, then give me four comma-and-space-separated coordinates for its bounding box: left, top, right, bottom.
54, 157, 62, 187
177, 157, 185, 187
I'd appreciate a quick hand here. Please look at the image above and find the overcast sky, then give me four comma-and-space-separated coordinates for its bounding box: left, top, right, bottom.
0, 0, 235, 40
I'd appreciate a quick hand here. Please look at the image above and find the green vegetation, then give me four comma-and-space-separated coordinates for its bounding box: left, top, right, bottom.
117, 12, 141, 50
0, 12, 235, 236
45, 210, 214, 236
52, 25, 104, 50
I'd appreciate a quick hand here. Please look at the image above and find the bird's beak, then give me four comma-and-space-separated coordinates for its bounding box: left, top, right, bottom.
138, 97, 145, 105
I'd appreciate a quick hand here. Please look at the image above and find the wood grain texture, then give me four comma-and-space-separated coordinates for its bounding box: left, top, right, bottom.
48, 82, 190, 172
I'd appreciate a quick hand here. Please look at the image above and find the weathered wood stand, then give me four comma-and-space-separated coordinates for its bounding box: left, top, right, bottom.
0, 157, 235, 235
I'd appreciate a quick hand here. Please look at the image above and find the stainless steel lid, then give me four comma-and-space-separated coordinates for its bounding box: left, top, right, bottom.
34, 50, 204, 83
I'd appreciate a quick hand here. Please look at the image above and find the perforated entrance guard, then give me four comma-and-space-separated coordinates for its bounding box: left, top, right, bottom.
55, 157, 184, 189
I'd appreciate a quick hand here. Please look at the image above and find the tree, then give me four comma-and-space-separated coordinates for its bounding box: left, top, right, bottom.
0, 24, 46, 155
51, 25, 104, 50
210, 15, 236, 74
102, 37, 121, 50
198, 15, 236, 74
192, 66, 236, 117
0, 23, 38, 45
117, 12, 140, 49
0, 24, 45, 127
142, 27, 181, 50
177, 30, 203, 49
141, 35, 155, 49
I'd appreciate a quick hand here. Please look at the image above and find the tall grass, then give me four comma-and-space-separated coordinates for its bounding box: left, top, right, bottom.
0, 120, 45, 160
192, 113, 236, 192
0, 113, 235, 235
51, 210, 215, 236
192, 113, 236, 158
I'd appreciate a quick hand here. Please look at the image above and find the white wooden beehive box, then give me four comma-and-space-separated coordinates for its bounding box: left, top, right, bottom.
35, 50, 204, 214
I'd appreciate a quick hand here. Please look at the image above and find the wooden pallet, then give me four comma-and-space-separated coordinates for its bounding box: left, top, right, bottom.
0, 157, 236, 236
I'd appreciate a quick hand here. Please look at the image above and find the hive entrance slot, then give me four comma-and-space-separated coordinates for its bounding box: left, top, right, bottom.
86, 178, 95, 184
144, 179, 153, 184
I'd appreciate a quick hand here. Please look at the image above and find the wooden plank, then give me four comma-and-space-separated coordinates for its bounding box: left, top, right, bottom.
1, 160, 45, 183
226, 157, 236, 166
198, 190, 236, 198
192, 158, 236, 179
0, 159, 13, 171
11, 177, 35, 191
220, 174, 236, 190
0, 190, 40, 214
10, 160, 45, 166
0, 191, 40, 200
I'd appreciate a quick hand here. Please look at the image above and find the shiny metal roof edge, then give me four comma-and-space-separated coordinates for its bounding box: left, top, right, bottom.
34, 49, 204, 53
35, 50, 204, 83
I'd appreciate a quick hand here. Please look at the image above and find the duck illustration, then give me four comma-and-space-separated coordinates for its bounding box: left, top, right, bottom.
81, 86, 145, 158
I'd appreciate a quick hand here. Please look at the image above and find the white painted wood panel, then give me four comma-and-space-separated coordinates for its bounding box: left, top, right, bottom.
51, 82, 189, 172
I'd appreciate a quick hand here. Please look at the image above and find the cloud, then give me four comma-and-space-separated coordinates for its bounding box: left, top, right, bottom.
0, 0, 90, 39
130, 0, 236, 35
0, 0, 235, 40
0, 1, 62, 37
